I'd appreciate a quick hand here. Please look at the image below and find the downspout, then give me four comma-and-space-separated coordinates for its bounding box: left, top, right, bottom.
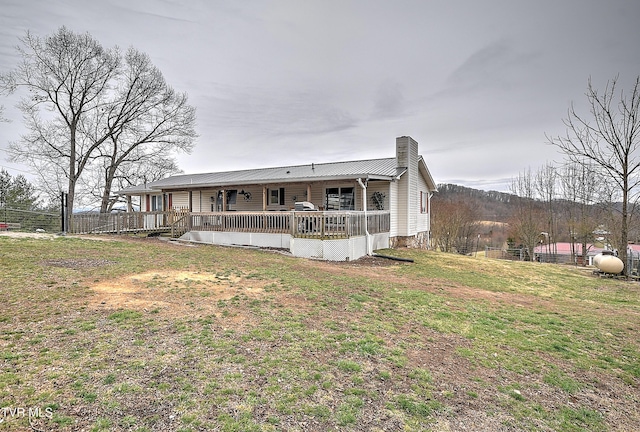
357, 178, 371, 255
428, 192, 434, 248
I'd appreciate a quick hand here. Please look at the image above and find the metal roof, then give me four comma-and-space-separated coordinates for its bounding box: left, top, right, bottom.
120, 157, 403, 193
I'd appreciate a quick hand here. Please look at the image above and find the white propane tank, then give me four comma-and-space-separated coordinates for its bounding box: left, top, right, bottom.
593, 252, 624, 274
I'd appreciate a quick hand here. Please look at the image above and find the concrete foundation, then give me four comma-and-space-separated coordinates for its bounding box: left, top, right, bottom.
389, 231, 430, 249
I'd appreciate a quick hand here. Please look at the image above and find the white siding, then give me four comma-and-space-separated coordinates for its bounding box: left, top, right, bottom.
389, 181, 398, 237
408, 141, 419, 235
394, 136, 422, 237
417, 174, 430, 232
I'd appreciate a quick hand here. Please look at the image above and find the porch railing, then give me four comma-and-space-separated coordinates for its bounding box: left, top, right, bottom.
69, 210, 390, 239
70, 210, 185, 234
190, 210, 390, 239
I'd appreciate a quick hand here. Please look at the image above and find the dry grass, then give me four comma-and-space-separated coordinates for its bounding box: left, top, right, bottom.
0, 234, 638, 431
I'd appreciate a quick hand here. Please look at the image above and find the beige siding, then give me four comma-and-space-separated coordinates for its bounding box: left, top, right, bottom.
171, 192, 189, 210
233, 186, 267, 211
308, 184, 324, 208
154, 178, 398, 216
260, 184, 306, 211
367, 181, 390, 211
201, 190, 218, 212
191, 191, 202, 212
305, 181, 362, 210
285, 184, 309, 208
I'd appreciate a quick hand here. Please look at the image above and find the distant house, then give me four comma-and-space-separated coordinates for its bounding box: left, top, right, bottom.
115, 136, 437, 261
535, 242, 640, 270
533, 242, 606, 265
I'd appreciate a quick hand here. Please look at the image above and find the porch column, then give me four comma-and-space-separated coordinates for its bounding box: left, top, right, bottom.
262, 186, 267, 211
306, 184, 312, 204
357, 178, 371, 255
221, 190, 226, 212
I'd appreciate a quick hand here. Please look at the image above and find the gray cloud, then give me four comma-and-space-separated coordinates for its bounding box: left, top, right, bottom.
371, 79, 405, 119
1, 0, 639, 192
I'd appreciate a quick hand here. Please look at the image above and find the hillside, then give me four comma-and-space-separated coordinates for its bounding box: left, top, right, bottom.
434, 183, 515, 223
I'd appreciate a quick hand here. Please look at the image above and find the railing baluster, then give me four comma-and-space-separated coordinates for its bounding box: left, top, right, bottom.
67, 210, 390, 238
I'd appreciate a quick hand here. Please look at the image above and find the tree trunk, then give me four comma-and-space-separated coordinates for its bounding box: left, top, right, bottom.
100, 165, 118, 213
67, 129, 76, 232
621, 176, 629, 274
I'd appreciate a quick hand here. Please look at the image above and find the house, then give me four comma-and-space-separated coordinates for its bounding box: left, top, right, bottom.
113, 136, 437, 261
533, 242, 607, 265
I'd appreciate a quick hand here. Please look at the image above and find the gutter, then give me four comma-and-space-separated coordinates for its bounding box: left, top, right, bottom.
152, 174, 397, 192
357, 178, 371, 256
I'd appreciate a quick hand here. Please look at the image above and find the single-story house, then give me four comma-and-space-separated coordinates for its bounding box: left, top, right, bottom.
112, 136, 437, 261
534, 242, 607, 265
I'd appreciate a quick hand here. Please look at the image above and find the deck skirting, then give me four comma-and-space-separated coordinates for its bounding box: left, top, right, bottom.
180, 230, 390, 261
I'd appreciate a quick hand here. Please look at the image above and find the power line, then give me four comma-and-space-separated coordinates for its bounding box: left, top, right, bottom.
0, 164, 34, 175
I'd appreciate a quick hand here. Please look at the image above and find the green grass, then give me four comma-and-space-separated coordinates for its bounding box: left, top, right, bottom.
0, 235, 638, 431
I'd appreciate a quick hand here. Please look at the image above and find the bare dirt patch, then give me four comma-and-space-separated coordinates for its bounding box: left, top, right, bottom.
90, 270, 270, 319
0, 231, 58, 239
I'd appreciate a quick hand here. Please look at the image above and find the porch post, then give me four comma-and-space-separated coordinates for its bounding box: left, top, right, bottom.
262, 186, 267, 211
357, 178, 371, 255
222, 190, 226, 212
306, 184, 312, 204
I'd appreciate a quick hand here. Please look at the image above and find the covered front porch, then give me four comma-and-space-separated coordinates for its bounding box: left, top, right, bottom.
70, 210, 391, 261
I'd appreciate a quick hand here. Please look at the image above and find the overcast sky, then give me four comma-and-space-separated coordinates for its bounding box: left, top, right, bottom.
1, 0, 639, 192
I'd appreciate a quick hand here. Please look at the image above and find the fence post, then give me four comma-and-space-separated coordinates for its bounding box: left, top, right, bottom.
289, 212, 294, 237
60, 192, 68, 233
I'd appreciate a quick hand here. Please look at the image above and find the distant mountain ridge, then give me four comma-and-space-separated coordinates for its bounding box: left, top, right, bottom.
435, 183, 516, 222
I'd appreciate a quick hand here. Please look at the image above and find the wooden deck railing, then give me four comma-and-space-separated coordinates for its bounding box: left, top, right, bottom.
70, 209, 189, 235
70, 210, 390, 239
190, 211, 390, 239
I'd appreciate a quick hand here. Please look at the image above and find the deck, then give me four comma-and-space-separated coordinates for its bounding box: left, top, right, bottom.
70, 210, 390, 239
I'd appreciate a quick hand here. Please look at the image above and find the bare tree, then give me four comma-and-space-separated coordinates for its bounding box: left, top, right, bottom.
88, 48, 196, 212
535, 162, 559, 255
509, 168, 545, 261
80, 151, 183, 212
431, 199, 479, 254
548, 76, 640, 272
558, 161, 600, 265
0, 27, 197, 219
0, 27, 120, 221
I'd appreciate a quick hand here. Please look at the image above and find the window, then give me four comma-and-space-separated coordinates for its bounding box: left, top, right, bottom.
325, 187, 354, 210
226, 190, 237, 205
420, 191, 428, 214
150, 195, 162, 211
269, 188, 285, 206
